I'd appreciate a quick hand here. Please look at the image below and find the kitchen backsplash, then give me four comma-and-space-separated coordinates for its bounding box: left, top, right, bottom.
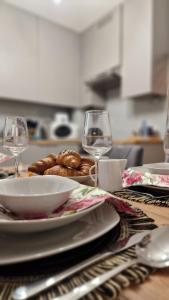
0, 98, 74, 138
106, 90, 167, 139
0, 94, 167, 140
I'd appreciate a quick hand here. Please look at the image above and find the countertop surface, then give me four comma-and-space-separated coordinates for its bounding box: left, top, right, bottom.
30, 136, 163, 145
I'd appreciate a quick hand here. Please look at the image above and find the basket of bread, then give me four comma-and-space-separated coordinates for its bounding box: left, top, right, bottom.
28, 150, 95, 183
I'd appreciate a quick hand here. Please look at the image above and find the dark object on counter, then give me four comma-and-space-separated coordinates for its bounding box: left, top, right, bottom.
27, 120, 38, 139
54, 126, 72, 138
0, 171, 8, 179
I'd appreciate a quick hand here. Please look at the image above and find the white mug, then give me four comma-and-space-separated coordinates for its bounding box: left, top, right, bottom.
90, 159, 127, 192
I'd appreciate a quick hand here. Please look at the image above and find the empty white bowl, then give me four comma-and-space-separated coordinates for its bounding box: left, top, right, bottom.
0, 175, 79, 217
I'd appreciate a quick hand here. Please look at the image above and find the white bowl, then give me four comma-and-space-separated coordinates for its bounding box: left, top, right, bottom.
0, 175, 79, 217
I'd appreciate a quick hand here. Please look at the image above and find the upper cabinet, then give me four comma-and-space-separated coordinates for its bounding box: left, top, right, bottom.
80, 4, 123, 107
122, 0, 169, 98
0, 3, 80, 107
39, 19, 80, 107
81, 5, 123, 81
0, 3, 39, 101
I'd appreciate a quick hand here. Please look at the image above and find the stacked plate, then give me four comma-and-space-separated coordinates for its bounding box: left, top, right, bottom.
0, 175, 120, 266
144, 162, 169, 175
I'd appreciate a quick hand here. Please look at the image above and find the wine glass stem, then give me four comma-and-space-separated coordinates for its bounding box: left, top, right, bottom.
95, 159, 99, 187
14, 155, 19, 177
165, 154, 169, 162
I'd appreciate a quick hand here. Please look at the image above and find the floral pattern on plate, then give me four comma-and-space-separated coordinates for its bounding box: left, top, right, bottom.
0, 185, 135, 221
123, 168, 169, 188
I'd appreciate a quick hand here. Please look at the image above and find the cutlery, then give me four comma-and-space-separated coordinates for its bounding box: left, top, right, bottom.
12, 230, 149, 300
46, 225, 169, 300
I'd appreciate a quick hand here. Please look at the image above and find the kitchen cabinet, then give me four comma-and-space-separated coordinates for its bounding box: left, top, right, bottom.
39, 19, 80, 107
0, 3, 39, 102
80, 85, 104, 108
122, 0, 169, 98
0, 3, 80, 107
80, 4, 122, 107
81, 5, 122, 81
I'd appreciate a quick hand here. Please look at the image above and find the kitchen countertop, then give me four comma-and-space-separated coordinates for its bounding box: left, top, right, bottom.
30, 136, 163, 145
30, 139, 82, 145
114, 135, 163, 144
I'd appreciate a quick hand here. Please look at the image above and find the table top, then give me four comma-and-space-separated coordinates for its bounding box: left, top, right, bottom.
120, 199, 169, 300
0, 166, 168, 299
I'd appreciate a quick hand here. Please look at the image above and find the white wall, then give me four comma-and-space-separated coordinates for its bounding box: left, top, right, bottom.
106, 90, 167, 139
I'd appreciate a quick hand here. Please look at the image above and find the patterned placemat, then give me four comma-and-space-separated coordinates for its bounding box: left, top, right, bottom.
114, 188, 169, 207
0, 203, 156, 300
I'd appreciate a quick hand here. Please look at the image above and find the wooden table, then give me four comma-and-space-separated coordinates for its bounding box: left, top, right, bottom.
1, 167, 169, 299
120, 200, 169, 300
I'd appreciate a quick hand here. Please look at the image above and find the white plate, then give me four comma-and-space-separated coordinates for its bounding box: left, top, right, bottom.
0, 203, 120, 265
143, 162, 169, 175
0, 201, 103, 233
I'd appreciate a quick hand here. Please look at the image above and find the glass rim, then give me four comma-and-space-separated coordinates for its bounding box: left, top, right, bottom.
4, 115, 26, 119
85, 110, 109, 114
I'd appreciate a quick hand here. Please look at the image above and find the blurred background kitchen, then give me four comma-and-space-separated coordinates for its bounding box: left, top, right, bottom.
0, 0, 168, 164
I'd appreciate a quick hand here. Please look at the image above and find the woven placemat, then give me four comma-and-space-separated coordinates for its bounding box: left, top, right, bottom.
114, 188, 169, 207
0, 203, 157, 300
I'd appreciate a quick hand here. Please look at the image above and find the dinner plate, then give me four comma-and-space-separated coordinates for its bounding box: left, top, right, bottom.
0, 203, 120, 265
0, 201, 103, 233
143, 162, 169, 175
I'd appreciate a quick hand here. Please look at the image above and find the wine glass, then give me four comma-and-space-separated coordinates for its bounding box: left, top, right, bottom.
3, 116, 29, 177
82, 110, 112, 187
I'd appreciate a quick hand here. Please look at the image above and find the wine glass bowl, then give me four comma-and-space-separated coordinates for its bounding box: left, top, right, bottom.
3, 116, 29, 177
82, 110, 112, 186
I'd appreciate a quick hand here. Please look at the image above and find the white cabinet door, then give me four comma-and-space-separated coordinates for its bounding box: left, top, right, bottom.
39, 19, 80, 107
122, 0, 169, 98
122, 0, 152, 97
0, 3, 39, 101
81, 5, 122, 81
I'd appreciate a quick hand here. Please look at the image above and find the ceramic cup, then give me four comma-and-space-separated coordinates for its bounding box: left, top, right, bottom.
90, 159, 127, 192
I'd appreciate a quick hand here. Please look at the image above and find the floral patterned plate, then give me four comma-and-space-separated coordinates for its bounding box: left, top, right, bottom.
123, 168, 169, 190
0, 186, 113, 233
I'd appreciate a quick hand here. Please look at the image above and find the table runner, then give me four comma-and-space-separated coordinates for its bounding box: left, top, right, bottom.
0, 202, 156, 300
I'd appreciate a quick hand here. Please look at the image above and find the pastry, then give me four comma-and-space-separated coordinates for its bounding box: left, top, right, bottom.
44, 165, 81, 177
57, 150, 81, 169
28, 154, 57, 175
78, 157, 95, 175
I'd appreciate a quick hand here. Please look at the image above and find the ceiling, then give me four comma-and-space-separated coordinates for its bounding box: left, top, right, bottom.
3, 0, 123, 32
